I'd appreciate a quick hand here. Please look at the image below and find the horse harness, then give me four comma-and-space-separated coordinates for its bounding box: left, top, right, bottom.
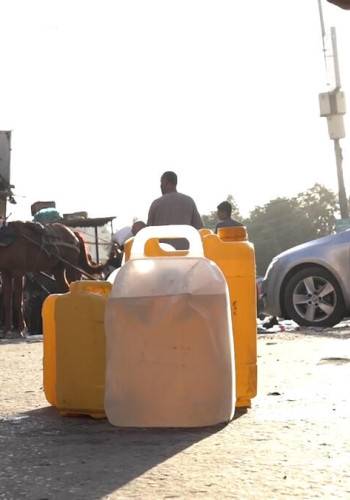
0, 222, 98, 280
24, 222, 81, 256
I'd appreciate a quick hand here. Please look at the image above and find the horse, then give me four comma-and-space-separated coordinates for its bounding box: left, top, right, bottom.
0, 220, 105, 338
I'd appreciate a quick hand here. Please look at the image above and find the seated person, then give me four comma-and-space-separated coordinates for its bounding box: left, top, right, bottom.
215, 201, 243, 234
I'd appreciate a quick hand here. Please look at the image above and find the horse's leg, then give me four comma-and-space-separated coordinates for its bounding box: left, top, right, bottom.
13, 273, 26, 336
1, 271, 14, 335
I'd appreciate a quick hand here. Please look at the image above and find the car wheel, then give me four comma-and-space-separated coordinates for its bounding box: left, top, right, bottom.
284, 266, 345, 327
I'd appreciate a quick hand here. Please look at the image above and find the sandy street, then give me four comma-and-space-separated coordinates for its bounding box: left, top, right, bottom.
0, 324, 350, 499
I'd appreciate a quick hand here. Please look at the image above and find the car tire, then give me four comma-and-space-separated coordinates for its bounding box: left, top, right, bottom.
284, 266, 345, 327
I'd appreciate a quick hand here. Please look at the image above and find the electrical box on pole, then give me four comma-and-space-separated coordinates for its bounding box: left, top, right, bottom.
319, 90, 346, 139
319, 91, 346, 116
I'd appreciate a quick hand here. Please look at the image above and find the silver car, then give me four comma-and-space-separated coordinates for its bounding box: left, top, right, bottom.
261, 230, 350, 327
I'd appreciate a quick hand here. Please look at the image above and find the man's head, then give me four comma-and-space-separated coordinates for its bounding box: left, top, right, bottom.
132, 220, 146, 235
217, 201, 232, 221
160, 171, 177, 195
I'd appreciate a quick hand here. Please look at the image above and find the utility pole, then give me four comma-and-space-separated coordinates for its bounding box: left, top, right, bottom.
318, 1, 349, 219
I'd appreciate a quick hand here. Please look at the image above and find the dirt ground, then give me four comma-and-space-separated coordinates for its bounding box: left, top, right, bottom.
0, 323, 350, 500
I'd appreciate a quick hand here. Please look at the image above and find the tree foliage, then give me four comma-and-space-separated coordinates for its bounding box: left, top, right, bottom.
294, 183, 339, 236
246, 197, 317, 275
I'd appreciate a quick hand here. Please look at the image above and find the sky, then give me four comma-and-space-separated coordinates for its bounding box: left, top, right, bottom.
1, 0, 350, 231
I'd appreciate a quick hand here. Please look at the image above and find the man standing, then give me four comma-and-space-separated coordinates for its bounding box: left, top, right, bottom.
215, 201, 243, 234
147, 171, 203, 249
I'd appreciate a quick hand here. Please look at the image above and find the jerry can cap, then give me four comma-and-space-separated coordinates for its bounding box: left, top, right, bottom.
218, 226, 248, 241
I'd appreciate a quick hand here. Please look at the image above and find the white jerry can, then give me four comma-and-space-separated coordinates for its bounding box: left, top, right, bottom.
104, 225, 235, 427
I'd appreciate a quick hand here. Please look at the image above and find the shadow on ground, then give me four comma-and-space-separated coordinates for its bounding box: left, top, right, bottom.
0, 405, 245, 499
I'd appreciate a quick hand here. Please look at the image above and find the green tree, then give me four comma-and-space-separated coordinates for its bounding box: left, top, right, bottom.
246, 198, 316, 275
294, 183, 339, 236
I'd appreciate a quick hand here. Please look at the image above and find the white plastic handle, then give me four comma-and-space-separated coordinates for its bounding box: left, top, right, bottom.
130, 225, 204, 259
